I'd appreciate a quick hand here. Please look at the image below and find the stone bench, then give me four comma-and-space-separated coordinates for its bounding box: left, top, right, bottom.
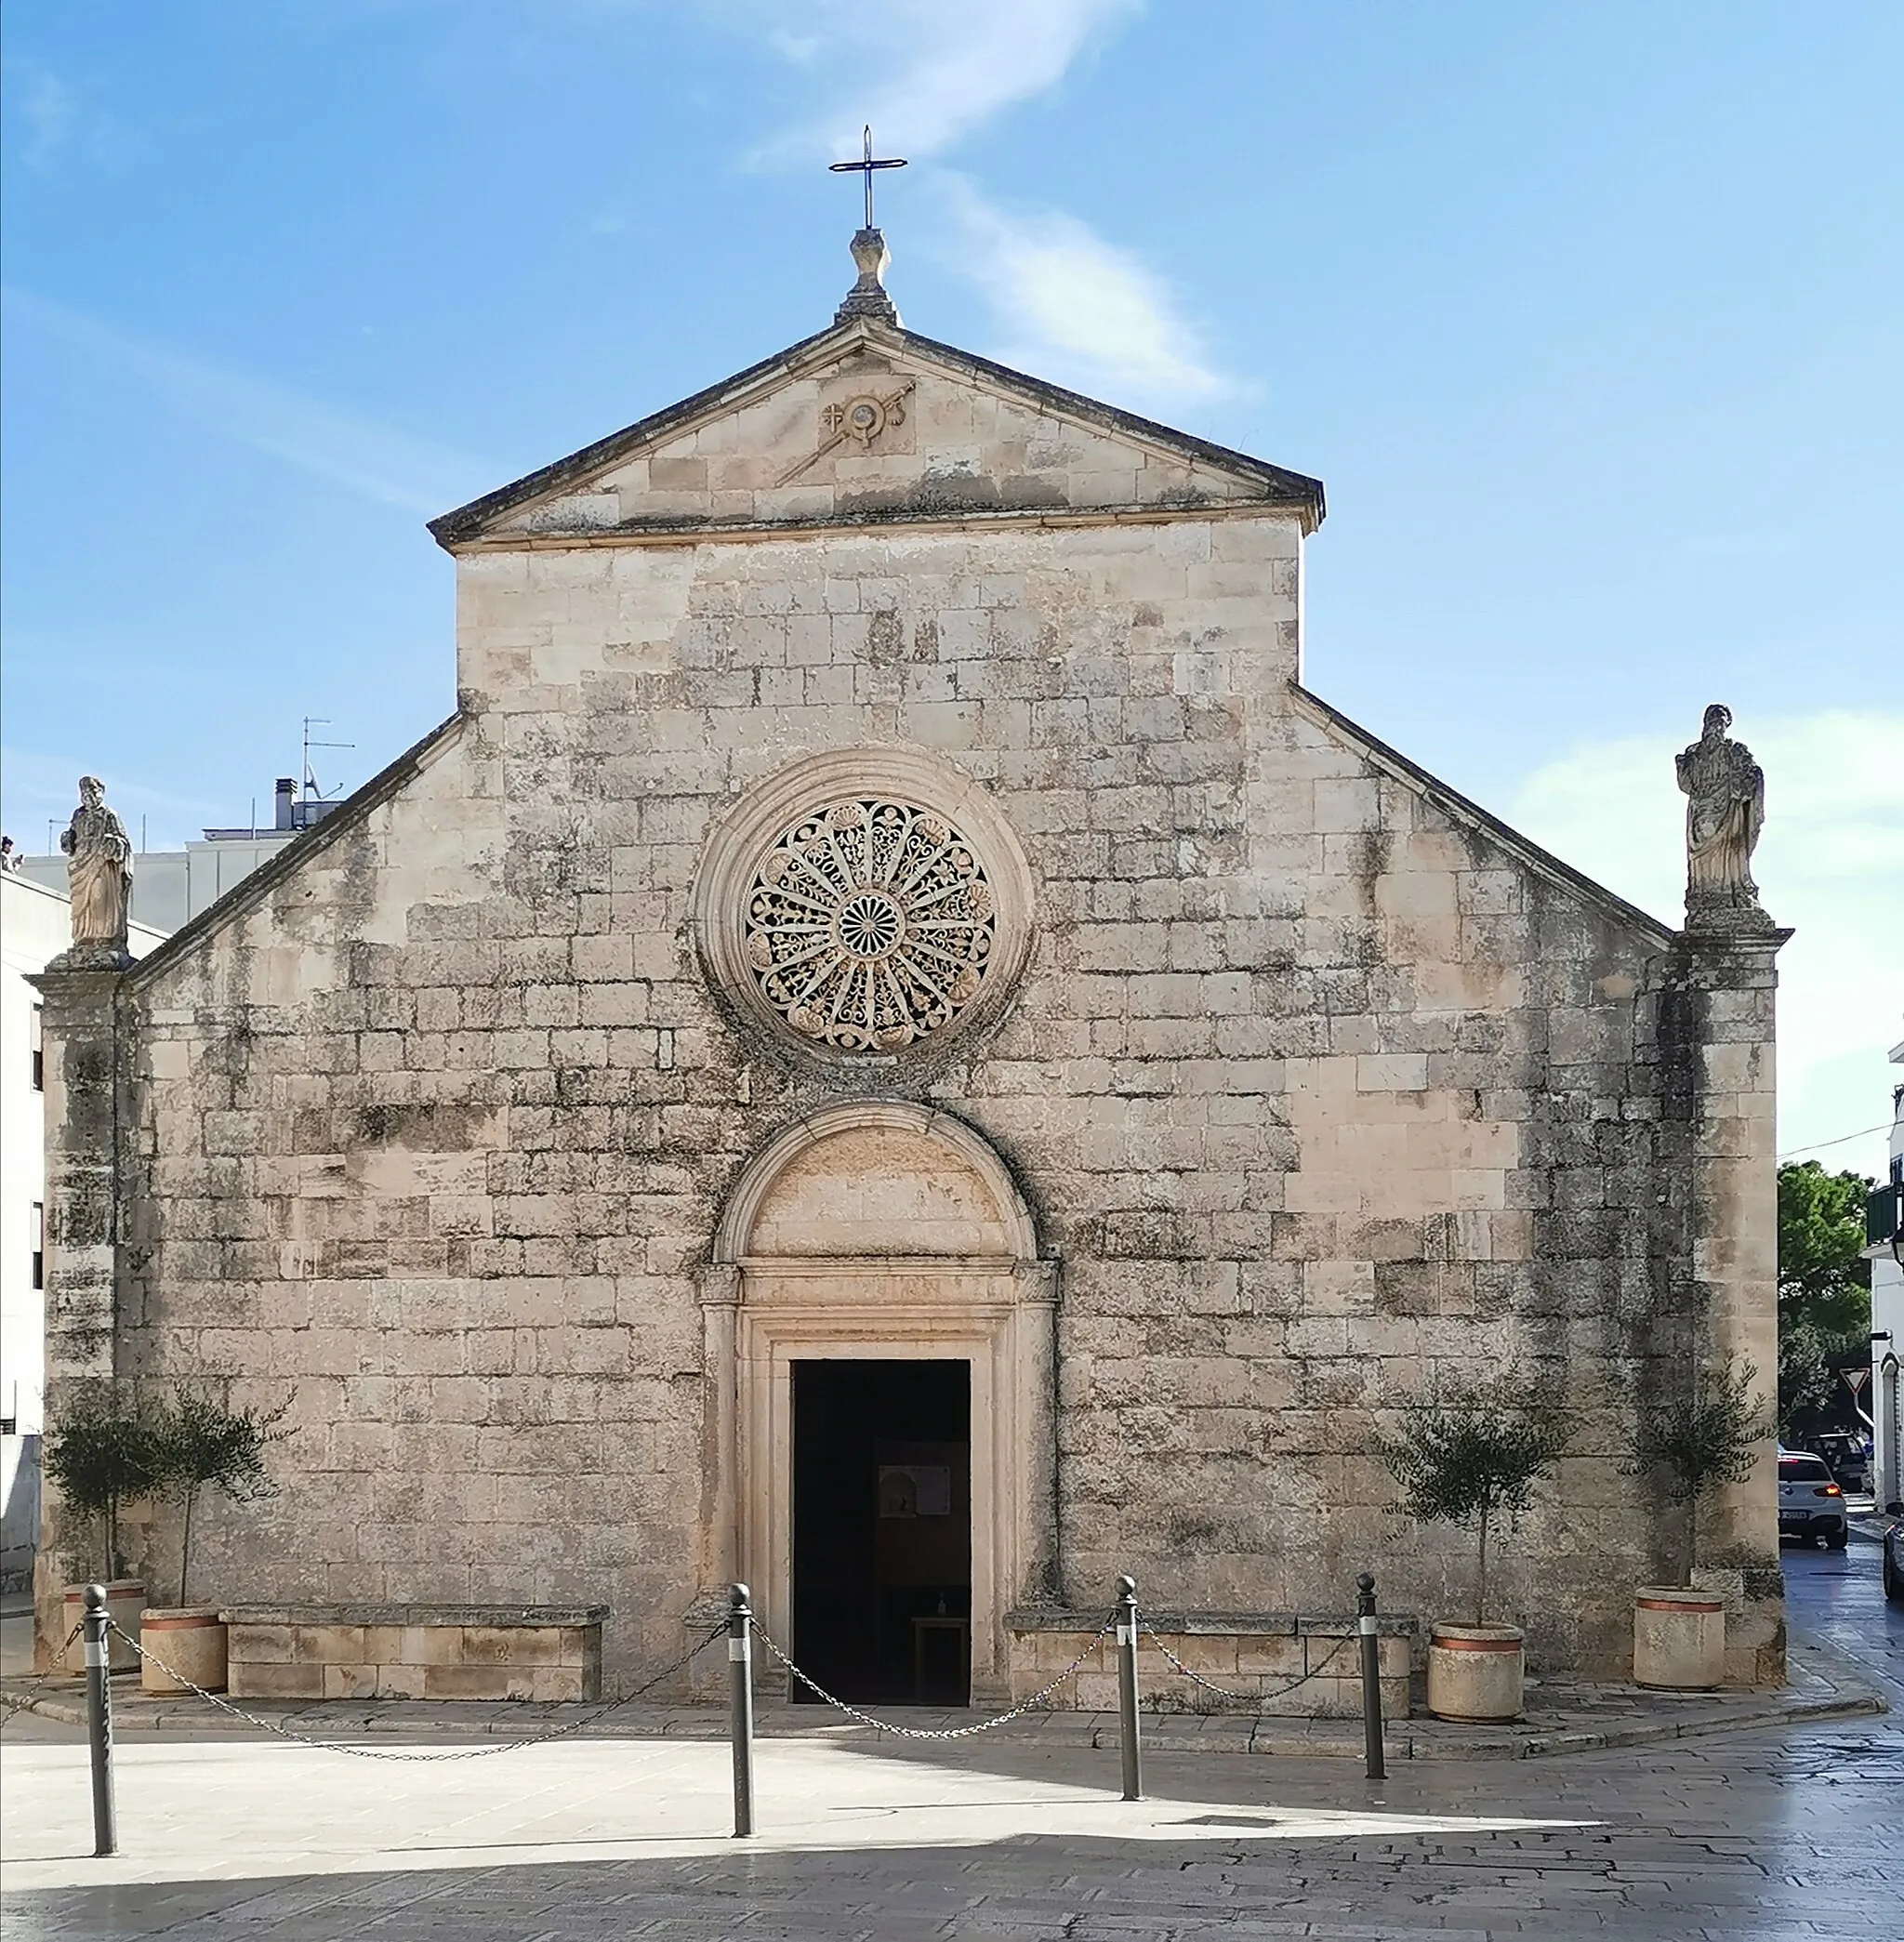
1004, 1607, 1416, 1718
222, 1604, 606, 1703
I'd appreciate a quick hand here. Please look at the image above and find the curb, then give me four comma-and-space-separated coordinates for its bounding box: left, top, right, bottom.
0, 1686, 85, 1726
4, 1675, 1883, 1760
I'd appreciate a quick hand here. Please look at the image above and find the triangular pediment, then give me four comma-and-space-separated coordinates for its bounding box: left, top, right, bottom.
430, 321, 1323, 548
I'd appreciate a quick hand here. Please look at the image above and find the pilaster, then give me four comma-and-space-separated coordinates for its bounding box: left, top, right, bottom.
1659, 926, 1790, 1684
25, 966, 129, 1668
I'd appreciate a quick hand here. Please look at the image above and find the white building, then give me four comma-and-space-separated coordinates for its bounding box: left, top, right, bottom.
1866, 1039, 1904, 1514
1, 875, 168, 1592
11, 775, 340, 935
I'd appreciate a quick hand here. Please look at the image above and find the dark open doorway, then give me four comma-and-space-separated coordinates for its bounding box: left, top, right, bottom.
790, 1358, 971, 1706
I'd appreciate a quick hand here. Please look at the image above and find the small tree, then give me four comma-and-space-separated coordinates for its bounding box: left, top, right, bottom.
42, 1385, 168, 1581
1624, 1358, 1770, 1588
152, 1390, 293, 1606
1378, 1370, 1570, 1627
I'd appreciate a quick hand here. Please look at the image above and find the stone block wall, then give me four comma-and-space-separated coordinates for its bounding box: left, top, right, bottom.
33, 477, 1780, 1687
1005, 1610, 1413, 1718
223, 1604, 604, 1702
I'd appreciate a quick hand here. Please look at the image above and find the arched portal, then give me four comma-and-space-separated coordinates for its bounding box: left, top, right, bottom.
700, 1103, 1056, 1705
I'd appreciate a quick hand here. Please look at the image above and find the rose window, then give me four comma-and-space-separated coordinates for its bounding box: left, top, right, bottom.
743, 799, 996, 1051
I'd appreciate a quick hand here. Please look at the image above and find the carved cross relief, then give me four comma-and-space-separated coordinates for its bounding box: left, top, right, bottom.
775, 378, 915, 487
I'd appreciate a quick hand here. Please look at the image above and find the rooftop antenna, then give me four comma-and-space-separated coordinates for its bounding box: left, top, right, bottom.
301, 716, 356, 804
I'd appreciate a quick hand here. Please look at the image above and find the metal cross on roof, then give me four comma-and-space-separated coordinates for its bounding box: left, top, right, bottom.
829, 126, 906, 231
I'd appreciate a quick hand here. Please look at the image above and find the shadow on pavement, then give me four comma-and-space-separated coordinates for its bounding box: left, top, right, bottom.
0, 1820, 1850, 1942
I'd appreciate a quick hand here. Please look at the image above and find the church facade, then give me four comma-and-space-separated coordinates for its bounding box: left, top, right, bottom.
34, 241, 1787, 1696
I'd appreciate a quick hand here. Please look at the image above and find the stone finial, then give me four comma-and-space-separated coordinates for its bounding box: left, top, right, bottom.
835, 227, 901, 327
54, 773, 134, 969
1675, 704, 1776, 934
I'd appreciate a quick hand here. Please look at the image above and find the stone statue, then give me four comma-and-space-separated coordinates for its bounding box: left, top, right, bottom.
1675, 705, 1772, 932
59, 774, 134, 966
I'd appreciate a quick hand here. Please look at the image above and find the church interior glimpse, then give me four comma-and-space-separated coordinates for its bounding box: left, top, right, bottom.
790, 1358, 972, 1706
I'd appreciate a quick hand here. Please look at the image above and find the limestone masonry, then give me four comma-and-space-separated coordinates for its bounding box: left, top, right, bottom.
33, 261, 1786, 1700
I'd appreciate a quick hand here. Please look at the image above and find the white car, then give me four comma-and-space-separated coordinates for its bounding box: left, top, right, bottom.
1777, 1450, 1849, 1548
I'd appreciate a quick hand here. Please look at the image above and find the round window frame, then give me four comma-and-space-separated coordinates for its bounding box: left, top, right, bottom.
693, 749, 1036, 1072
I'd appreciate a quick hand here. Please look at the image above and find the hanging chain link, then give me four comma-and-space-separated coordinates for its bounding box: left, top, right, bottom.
748, 1614, 1117, 1741
1140, 1623, 1355, 1708
105, 1619, 725, 1763
63, 1605, 1369, 1756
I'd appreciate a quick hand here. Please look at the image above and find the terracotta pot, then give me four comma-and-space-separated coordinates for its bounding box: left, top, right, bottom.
62, 1580, 146, 1675
1632, 1585, 1725, 1690
139, 1606, 229, 1695
1426, 1622, 1525, 1722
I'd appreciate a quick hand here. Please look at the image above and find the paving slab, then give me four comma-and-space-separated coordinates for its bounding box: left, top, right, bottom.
6, 1704, 1898, 1942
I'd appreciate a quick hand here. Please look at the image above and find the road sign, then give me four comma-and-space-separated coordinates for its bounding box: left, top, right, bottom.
1842, 1367, 1870, 1394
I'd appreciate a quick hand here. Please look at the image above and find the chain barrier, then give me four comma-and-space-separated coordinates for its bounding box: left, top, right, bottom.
105, 1619, 725, 1763
748, 1614, 1117, 1741
0, 1619, 90, 1713
68, 1602, 1371, 1756
1140, 1623, 1355, 1710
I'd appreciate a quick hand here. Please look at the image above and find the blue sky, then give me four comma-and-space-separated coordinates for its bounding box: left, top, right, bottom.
3, 1, 1898, 1172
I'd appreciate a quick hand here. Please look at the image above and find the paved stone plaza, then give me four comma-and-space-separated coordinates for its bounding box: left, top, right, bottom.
3, 1547, 1897, 1939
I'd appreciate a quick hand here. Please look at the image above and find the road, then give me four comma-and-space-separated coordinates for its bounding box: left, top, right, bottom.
1, 1541, 1897, 1940
1782, 1524, 1904, 1710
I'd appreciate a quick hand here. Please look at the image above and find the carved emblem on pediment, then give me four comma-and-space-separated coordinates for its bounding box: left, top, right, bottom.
821, 391, 906, 445
776, 380, 916, 487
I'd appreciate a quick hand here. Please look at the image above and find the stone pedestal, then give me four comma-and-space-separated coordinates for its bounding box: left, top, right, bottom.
1425, 1623, 1524, 1722
62, 1580, 145, 1674
139, 1608, 229, 1694
1633, 1586, 1725, 1689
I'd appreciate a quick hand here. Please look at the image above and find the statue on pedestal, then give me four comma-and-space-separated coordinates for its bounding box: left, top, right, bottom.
1675, 705, 1774, 933
58, 775, 134, 967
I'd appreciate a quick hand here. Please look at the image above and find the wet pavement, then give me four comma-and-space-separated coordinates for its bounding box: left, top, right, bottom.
0, 1542, 1897, 1939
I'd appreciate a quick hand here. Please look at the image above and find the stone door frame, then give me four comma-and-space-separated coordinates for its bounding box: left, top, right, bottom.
699, 1103, 1056, 1703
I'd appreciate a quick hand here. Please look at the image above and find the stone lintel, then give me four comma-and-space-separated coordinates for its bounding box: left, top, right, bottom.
1662, 927, 1793, 986
28, 964, 131, 1005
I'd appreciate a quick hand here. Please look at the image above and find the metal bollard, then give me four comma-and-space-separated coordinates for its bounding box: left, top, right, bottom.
1116, 1574, 1142, 1802
1356, 1572, 1385, 1782
83, 1583, 117, 1856
727, 1583, 755, 1839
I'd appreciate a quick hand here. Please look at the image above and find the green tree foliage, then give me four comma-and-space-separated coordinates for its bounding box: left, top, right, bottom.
1624, 1358, 1772, 1585
42, 1385, 168, 1581
1377, 1371, 1570, 1626
1777, 1161, 1873, 1440
151, 1390, 293, 1606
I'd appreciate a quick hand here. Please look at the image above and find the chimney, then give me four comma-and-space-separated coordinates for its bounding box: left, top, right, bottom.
274, 778, 296, 831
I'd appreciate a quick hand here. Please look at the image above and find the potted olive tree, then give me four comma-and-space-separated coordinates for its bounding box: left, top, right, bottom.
1623, 1357, 1769, 1690
140, 1389, 292, 1696
42, 1384, 165, 1673
1379, 1370, 1569, 1723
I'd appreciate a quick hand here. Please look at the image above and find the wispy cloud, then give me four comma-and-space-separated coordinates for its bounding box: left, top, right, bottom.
932, 172, 1225, 405
3, 287, 494, 514
721, 2, 1223, 405
5, 58, 137, 172
15, 62, 75, 169
1506, 708, 1904, 1176
734, 0, 1141, 161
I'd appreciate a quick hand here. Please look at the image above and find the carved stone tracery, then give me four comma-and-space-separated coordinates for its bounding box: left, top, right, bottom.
744, 799, 996, 1051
